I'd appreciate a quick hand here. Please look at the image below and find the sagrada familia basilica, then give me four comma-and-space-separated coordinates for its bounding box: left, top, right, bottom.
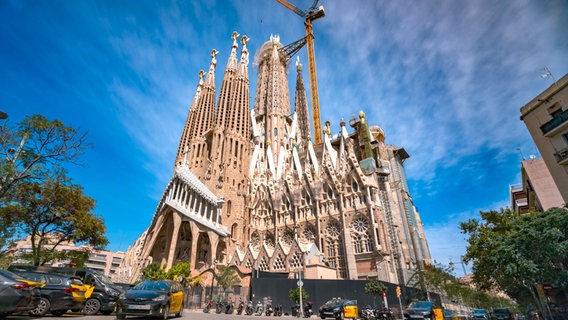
115, 31, 431, 286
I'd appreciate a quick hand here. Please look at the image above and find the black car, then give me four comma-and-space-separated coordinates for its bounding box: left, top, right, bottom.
318, 298, 358, 320
0, 269, 39, 317
472, 308, 489, 319
8, 264, 124, 315
13, 271, 87, 316
116, 279, 185, 319
491, 308, 513, 320
404, 301, 435, 319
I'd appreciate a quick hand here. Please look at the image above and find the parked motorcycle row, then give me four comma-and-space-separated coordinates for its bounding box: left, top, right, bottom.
360, 305, 395, 320
204, 298, 311, 317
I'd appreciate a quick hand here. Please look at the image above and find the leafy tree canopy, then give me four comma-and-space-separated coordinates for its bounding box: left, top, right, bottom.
460, 206, 568, 309
365, 280, 387, 296
0, 114, 90, 251
289, 287, 309, 304
215, 265, 241, 291
141, 261, 203, 287
5, 172, 108, 266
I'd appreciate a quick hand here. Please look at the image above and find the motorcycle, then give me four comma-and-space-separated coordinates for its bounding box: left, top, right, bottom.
360, 305, 376, 320
303, 301, 313, 318
237, 300, 245, 315
376, 307, 394, 320
203, 300, 212, 313
216, 300, 225, 314
274, 304, 283, 317
225, 301, 235, 314
265, 303, 273, 316
255, 300, 264, 316
245, 300, 254, 315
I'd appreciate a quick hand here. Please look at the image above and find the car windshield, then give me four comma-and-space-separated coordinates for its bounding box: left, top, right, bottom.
0, 269, 24, 279
473, 309, 487, 314
409, 302, 433, 309
323, 298, 342, 306
493, 309, 510, 314
91, 270, 115, 285
133, 280, 169, 291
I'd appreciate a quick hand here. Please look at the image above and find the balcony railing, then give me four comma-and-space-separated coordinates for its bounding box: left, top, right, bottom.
540, 109, 568, 135
554, 147, 568, 165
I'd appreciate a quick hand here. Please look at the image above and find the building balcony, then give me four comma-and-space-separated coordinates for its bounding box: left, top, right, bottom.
554, 147, 568, 165
541, 109, 568, 136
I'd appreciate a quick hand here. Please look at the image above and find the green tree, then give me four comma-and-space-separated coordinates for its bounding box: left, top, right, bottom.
289, 287, 309, 304
0, 114, 89, 201
0, 114, 89, 251
215, 265, 241, 293
166, 261, 203, 287
365, 280, 387, 306
6, 172, 108, 265
142, 262, 167, 280
460, 206, 568, 315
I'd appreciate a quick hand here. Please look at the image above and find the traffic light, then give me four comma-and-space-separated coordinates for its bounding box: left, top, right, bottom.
396, 286, 401, 297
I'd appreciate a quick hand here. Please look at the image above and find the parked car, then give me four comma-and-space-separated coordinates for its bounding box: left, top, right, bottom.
115, 279, 184, 319
8, 264, 123, 315
404, 301, 435, 319
13, 271, 89, 316
491, 308, 513, 320
319, 298, 358, 320
0, 269, 40, 317
472, 308, 489, 319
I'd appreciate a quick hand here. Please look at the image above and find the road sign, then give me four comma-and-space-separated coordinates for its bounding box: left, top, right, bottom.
297, 280, 303, 287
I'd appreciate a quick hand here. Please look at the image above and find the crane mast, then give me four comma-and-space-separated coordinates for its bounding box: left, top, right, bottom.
275, 0, 325, 144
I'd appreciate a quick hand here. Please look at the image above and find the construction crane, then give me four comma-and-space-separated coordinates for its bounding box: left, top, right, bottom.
275, 0, 325, 144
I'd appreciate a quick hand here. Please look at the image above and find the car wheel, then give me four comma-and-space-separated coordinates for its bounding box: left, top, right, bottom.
84, 298, 101, 315
162, 304, 170, 320
30, 297, 50, 316
51, 309, 67, 316
175, 303, 184, 317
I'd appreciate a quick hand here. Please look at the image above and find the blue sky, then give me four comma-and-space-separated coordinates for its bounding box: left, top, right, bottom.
1, 0, 567, 274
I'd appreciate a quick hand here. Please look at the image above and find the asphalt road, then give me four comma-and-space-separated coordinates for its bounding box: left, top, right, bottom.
4, 309, 304, 320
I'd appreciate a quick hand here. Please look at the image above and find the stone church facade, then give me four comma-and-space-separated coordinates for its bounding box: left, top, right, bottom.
115, 32, 431, 286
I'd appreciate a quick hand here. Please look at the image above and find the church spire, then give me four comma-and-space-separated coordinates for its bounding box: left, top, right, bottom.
227, 31, 239, 71
294, 56, 311, 146
190, 49, 217, 141
238, 35, 249, 79
175, 70, 204, 167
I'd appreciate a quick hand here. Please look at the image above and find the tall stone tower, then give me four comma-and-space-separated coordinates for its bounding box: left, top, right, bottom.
115, 33, 431, 285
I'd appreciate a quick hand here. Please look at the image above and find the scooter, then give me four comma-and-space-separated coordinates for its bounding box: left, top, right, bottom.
360, 305, 375, 320
225, 301, 235, 314
237, 300, 245, 315
203, 300, 212, 313
376, 307, 394, 320
245, 300, 254, 315
255, 300, 264, 316
265, 303, 273, 316
216, 300, 225, 314
274, 304, 283, 317
303, 301, 313, 318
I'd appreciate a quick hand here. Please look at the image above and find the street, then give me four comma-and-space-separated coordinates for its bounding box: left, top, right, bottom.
4, 309, 302, 320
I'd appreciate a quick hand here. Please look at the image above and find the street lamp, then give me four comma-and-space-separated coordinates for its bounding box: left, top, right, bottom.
290, 258, 304, 317
209, 259, 218, 301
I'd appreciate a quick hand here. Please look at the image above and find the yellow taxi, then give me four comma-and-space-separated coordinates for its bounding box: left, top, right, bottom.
319, 298, 358, 320
116, 280, 184, 319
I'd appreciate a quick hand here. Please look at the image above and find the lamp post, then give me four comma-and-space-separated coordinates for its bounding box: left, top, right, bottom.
209, 259, 217, 301
290, 259, 304, 317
